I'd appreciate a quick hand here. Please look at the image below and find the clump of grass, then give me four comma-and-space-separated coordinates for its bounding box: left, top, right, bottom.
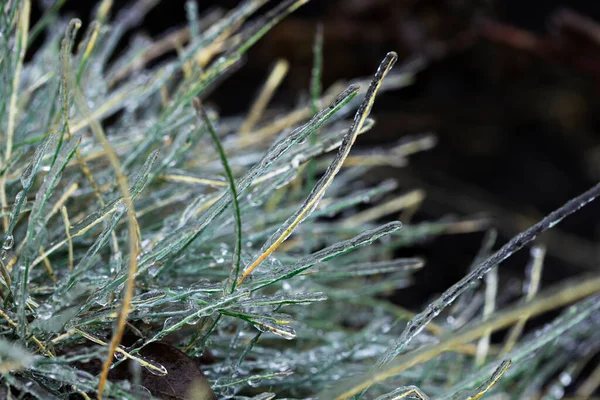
0, 1, 599, 399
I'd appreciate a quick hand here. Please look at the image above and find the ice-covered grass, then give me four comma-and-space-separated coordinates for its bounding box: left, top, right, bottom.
0, 1, 599, 399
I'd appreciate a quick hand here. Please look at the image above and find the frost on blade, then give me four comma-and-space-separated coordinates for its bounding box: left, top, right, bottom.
237, 53, 397, 286
316, 258, 423, 279
3, 0, 598, 398
374, 385, 430, 400
7, 133, 58, 236
376, 181, 600, 369
239, 292, 328, 307
248, 222, 403, 290
0, 338, 36, 372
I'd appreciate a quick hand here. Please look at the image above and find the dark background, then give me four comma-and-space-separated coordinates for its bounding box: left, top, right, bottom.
40, 0, 600, 308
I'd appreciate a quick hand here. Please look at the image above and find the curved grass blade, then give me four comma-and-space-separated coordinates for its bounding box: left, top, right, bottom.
237, 52, 398, 285
320, 275, 600, 399
193, 98, 243, 293
376, 179, 600, 369
67, 53, 141, 400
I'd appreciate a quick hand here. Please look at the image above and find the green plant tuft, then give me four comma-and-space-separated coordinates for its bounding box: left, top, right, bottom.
0, 1, 599, 399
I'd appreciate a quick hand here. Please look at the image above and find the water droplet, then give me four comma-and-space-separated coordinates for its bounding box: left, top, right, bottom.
246, 191, 263, 207
559, 372, 572, 386
550, 386, 564, 398
291, 155, 303, 169
144, 362, 168, 376
248, 377, 262, 387
3, 235, 14, 251
148, 264, 161, 278
219, 385, 234, 399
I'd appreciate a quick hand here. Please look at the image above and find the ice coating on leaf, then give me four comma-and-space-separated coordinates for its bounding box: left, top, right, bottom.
2, 0, 598, 398
239, 292, 328, 307
376, 181, 600, 369
373, 385, 429, 400
249, 221, 402, 290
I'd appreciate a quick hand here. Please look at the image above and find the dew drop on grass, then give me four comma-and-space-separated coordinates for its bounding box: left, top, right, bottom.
148, 264, 161, 278
248, 377, 262, 387
291, 154, 303, 169
246, 192, 262, 207
185, 312, 205, 326
559, 372, 572, 386
3, 234, 14, 251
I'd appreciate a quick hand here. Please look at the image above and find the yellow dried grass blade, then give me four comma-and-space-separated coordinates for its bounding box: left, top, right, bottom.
67, 56, 140, 400
240, 59, 290, 134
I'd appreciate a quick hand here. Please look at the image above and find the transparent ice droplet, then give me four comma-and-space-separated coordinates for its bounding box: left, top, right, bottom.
274, 171, 298, 191
35, 303, 53, 321
219, 386, 234, 399
94, 292, 111, 307
144, 365, 167, 376
14, 190, 23, 205
248, 377, 263, 387
147, 264, 161, 278
114, 350, 126, 361
3, 234, 14, 251
246, 191, 263, 207
185, 311, 204, 326
291, 154, 303, 169
559, 372, 572, 386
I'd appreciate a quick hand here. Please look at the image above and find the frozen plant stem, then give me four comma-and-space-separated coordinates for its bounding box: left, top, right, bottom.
193, 98, 243, 293
1, 0, 30, 232
475, 266, 497, 366
323, 275, 600, 399
376, 179, 600, 369
501, 244, 545, 354
67, 45, 140, 400
237, 51, 398, 285
1, 1, 599, 398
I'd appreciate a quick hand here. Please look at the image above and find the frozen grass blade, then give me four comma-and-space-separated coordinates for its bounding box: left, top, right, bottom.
193, 98, 243, 293
1, 2, 598, 398
376, 180, 600, 369
66, 52, 141, 400
310, 24, 324, 116
450, 360, 512, 400
306, 23, 324, 189
249, 221, 403, 291
237, 52, 398, 285
321, 275, 600, 399
475, 266, 498, 366
373, 385, 429, 400
501, 244, 545, 354
1, 0, 30, 232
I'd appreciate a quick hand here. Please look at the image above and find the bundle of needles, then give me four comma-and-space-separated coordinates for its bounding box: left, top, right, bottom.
0, 0, 599, 399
